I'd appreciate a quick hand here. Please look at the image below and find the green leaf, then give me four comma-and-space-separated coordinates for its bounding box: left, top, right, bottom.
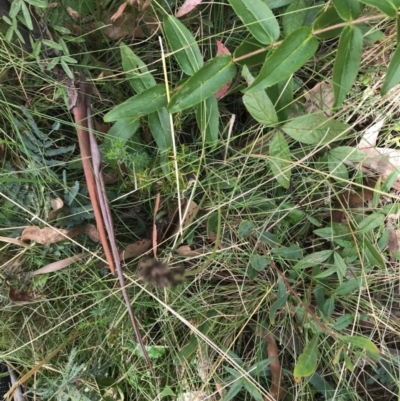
269, 276, 288, 324
247, 27, 318, 92
282, 115, 351, 145
358, 212, 385, 233
335, 278, 363, 296
228, 0, 280, 45
105, 119, 140, 147
271, 244, 303, 260
359, 0, 400, 17
9, 0, 22, 18
120, 43, 156, 94
224, 380, 244, 401
340, 335, 380, 355
333, 26, 363, 108
233, 36, 267, 66
238, 220, 255, 237
163, 15, 203, 76
313, 5, 345, 39
195, 96, 219, 144
21, 1, 33, 30
104, 84, 167, 121
241, 380, 264, 401
294, 334, 320, 382
266, 77, 293, 122
332, 0, 361, 20
266, 0, 295, 8
293, 250, 333, 270
283, 0, 307, 36
24, 0, 48, 6
247, 265, 259, 279
250, 255, 269, 271
363, 237, 385, 269
243, 91, 278, 126
148, 108, 172, 151
333, 252, 347, 281
328, 153, 350, 180
168, 54, 236, 113
381, 45, 400, 95
269, 131, 291, 189
329, 146, 366, 162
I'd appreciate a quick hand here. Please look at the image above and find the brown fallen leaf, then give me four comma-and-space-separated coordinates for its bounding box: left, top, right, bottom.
164, 200, 200, 239
176, 245, 202, 256
215, 41, 232, 100
31, 253, 88, 276
0, 236, 28, 247
67, 7, 80, 20
175, 0, 203, 18
9, 287, 39, 303
120, 238, 152, 261
255, 328, 286, 401
48, 197, 64, 222
111, 1, 128, 22
303, 81, 334, 116
21, 226, 84, 245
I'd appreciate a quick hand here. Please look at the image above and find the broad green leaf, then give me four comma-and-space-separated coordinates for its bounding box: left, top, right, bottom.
228, 0, 280, 44
238, 220, 255, 237
148, 108, 172, 151
294, 334, 320, 382
120, 43, 156, 93
282, 0, 307, 36
195, 96, 219, 144
282, 115, 351, 145
247, 265, 258, 279
168, 54, 236, 113
313, 5, 345, 39
363, 237, 385, 269
358, 212, 384, 233
266, 77, 293, 122
328, 152, 350, 180
269, 131, 292, 189
381, 45, 400, 95
329, 146, 366, 162
247, 27, 318, 92
241, 380, 264, 401
163, 15, 203, 76
105, 119, 140, 147
309, 373, 335, 400
269, 276, 288, 324
250, 255, 269, 271
293, 250, 333, 270
332, 0, 361, 20
266, 0, 295, 8
340, 335, 380, 355
224, 379, 244, 401
333, 26, 363, 108
271, 244, 303, 260
10, 0, 22, 18
24, 0, 48, 6
333, 252, 347, 281
359, 0, 400, 17
21, 2, 33, 30
335, 277, 363, 296
233, 36, 267, 66
104, 84, 167, 122
243, 91, 278, 126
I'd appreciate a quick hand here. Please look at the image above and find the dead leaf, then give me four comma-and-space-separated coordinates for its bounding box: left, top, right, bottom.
21, 226, 82, 245
9, 287, 39, 303
139, 258, 185, 287
102, 170, 119, 185
111, 1, 128, 22
120, 238, 152, 261
303, 81, 334, 116
94, 119, 110, 134
0, 236, 28, 247
176, 245, 202, 256
165, 200, 200, 239
215, 41, 232, 100
256, 329, 286, 401
357, 119, 400, 190
50, 197, 63, 211
31, 253, 87, 276
67, 7, 80, 20
86, 224, 100, 242
176, 0, 202, 18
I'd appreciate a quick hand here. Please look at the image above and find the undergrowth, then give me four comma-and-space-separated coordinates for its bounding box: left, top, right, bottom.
1, 0, 400, 400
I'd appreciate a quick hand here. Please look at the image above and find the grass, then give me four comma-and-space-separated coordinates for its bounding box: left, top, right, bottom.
1, 1, 400, 401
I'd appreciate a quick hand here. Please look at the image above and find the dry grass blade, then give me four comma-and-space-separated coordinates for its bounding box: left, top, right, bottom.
31, 253, 87, 276
153, 192, 161, 260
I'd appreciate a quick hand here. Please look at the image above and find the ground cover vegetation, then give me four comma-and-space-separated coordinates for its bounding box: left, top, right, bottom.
1, 0, 400, 399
